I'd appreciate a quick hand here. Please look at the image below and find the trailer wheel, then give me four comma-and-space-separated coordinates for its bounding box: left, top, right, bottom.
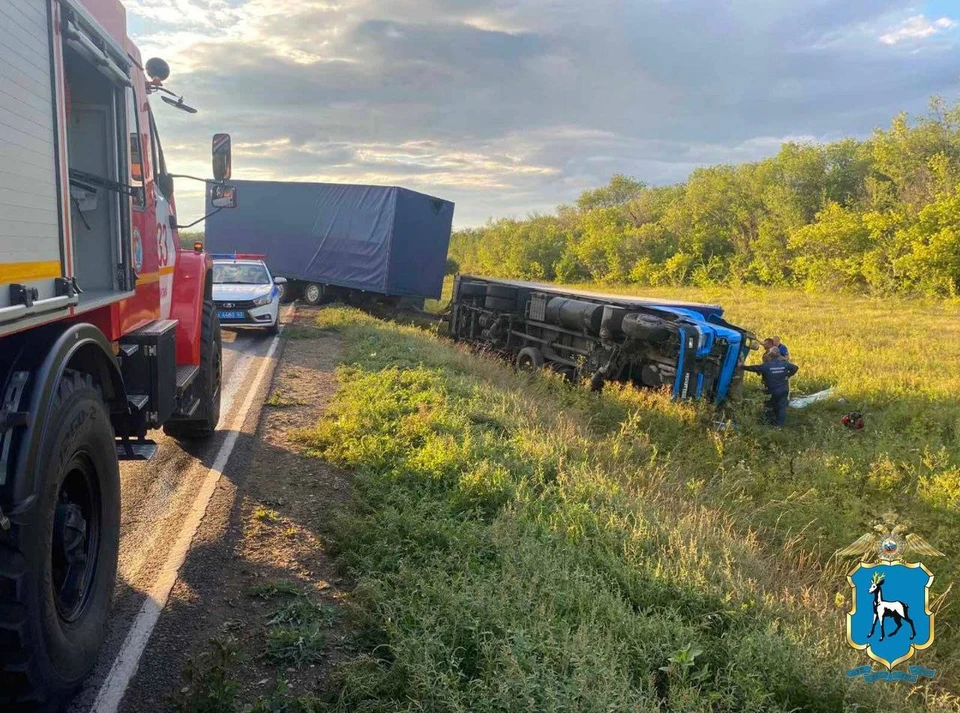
302, 283, 323, 305
0, 371, 120, 711
484, 296, 516, 311
279, 283, 299, 304
516, 347, 544, 371
164, 301, 222, 440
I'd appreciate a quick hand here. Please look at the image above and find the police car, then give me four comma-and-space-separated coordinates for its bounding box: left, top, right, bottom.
211, 254, 285, 334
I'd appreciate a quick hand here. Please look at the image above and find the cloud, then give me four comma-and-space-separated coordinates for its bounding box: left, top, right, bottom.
879, 15, 956, 45
125, 0, 960, 227
880, 15, 957, 45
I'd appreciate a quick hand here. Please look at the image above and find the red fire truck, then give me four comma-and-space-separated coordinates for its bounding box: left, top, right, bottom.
0, 0, 237, 708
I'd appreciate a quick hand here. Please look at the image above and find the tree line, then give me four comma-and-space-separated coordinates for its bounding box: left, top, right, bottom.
449, 98, 960, 296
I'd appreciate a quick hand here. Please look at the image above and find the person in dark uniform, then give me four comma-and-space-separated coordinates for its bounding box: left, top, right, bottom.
771, 335, 789, 359
744, 348, 799, 426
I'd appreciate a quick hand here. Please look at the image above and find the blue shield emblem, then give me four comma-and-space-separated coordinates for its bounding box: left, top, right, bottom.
847, 562, 934, 669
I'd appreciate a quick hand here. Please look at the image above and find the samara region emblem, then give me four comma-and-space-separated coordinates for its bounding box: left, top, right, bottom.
836, 513, 943, 682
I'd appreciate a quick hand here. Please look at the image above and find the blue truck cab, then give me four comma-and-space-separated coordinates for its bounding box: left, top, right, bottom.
646, 306, 756, 402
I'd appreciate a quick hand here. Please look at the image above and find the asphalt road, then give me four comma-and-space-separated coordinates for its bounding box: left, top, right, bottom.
67, 319, 286, 713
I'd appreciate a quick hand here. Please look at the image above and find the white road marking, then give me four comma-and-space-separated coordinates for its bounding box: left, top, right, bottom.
115, 342, 262, 585
91, 330, 283, 713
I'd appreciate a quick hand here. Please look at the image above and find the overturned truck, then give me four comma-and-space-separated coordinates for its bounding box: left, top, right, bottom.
449, 276, 757, 403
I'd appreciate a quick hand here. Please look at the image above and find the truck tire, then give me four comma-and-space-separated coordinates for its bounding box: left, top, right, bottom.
163, 301, 222, 440
279, 283, 299, 304
484, 296, 515, 311
302, 283, 323, 305
0, 371, 120, 711
516, 347, 544, 370
622, 313, 671, 343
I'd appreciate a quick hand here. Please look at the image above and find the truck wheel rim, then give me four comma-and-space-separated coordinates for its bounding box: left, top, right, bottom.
51, 456, 100, 623
305, 285, 320, 302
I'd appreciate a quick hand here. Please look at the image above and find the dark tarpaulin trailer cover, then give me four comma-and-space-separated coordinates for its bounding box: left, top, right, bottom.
204, 179, 455, 299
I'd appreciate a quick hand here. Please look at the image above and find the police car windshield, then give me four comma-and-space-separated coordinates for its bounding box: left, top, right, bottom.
214, 263, 270, 285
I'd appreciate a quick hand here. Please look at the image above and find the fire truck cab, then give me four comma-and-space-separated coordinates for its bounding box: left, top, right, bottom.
0, 0, 236, 708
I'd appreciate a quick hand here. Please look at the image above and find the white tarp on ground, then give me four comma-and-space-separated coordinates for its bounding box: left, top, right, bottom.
789, 387, 836, 409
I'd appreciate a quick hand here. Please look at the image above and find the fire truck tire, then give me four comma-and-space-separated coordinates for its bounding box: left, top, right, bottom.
484, 296, 516, 311
302, 283, 323, 305
163, 302, 222, 440
0, 370, 120, 711
516, 347, 544, 370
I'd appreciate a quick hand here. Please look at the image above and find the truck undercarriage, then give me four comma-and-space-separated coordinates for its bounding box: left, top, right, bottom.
449, 276, 755, 403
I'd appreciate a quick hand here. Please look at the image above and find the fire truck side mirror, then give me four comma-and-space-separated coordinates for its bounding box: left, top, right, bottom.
212, 133, 232, 181
211, 184, 238, 209
157, 172, 174, 199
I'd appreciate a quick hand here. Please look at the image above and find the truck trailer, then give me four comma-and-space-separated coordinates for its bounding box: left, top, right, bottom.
449, 276, 757, 403
0, 0, 237, 708
204, 179, 455, 306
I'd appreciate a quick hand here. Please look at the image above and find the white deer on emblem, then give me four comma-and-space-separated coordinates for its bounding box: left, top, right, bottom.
867, 572, 916, 641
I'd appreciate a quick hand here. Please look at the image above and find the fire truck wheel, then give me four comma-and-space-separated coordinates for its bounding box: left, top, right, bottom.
163, 301, 222, 440
0, 370, 120, 710
302, 283, 323, 305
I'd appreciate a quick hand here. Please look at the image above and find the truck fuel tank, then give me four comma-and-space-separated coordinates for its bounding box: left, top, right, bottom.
544, 297, 604, 333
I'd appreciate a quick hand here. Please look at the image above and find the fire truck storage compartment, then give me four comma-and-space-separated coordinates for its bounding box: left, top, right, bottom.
0, 0, 136, 337
120, 319, 178, 427
0, 0, 73, 328
62, 4, 136, 307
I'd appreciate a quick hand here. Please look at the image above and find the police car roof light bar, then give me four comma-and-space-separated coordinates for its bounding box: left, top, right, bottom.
210, 253, 267, 261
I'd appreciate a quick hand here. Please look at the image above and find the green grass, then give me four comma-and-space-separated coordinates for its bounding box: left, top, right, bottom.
291, 300, 960, 712
172, 638, 242, 713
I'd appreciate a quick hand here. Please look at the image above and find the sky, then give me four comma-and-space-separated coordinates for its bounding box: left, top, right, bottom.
124, 0, 960, 228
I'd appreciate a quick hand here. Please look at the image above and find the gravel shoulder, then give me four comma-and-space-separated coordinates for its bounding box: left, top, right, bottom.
118, 306, 351, 712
